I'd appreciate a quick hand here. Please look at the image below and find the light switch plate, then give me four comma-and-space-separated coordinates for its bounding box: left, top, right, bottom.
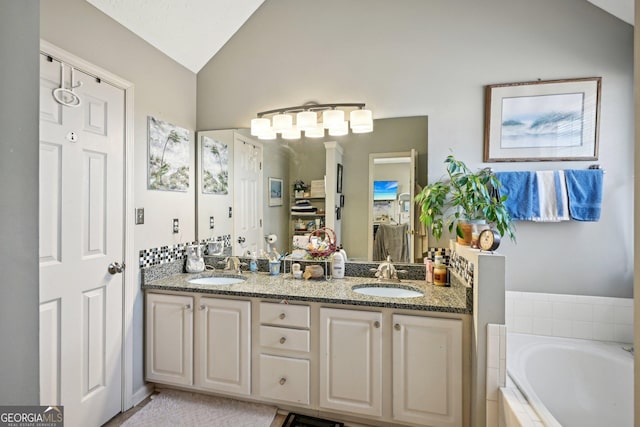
172, 218, 179, 233
209, 216, 214, 229
135, 208, 144, 225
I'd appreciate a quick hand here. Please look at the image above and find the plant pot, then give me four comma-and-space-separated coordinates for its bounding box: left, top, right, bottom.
456, 219, 487, 246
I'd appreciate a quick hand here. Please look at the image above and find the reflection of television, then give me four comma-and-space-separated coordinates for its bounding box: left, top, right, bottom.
373, 180, 398, 200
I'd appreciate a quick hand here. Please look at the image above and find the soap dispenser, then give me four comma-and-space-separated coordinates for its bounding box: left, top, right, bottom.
332, 250, 345, 279
249, 251, 258, 272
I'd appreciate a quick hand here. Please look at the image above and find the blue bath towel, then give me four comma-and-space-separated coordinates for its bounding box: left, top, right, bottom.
495, 171, 538, 220
564, 169, 604, 221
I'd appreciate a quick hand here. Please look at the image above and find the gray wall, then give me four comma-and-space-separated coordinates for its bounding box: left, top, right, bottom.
41, 0, 197, 399
0, 0, 40, 404
197, 0, 634, 298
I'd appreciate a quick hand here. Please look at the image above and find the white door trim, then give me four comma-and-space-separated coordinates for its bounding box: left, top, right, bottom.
40, 40, 137, 411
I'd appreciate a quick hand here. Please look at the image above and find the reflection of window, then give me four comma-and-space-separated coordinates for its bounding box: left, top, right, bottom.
373, 180, 398, 200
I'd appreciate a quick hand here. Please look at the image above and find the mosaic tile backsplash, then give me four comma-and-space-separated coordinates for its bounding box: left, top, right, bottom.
139, 235, 231, 268
139, 242, 475, 287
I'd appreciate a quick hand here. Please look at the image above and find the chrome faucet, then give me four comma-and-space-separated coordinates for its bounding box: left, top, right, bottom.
220, 256, 245, 274
371, 256, 402, 282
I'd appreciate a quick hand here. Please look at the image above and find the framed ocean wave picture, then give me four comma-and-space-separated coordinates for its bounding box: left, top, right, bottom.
484, 77, 601, 162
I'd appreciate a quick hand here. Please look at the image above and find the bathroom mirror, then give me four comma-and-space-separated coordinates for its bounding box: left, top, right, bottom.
368, 150, 417, 263
195, 116, 428, 263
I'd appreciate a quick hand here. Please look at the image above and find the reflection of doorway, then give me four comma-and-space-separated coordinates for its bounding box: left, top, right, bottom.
367, 151, 417, 262
233, 135, 264, 256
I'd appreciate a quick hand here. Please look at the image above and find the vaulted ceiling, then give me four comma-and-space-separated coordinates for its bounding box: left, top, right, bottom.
86, 0, 632, 74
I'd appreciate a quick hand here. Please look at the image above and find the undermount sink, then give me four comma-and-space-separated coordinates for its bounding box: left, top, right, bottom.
352, 284, 424, 298
188, 276, 246, 285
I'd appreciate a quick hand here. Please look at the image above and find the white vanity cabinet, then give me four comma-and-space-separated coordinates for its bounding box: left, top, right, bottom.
195, 297, 251, 395
145, 293, 194, 386
319, 307, 383, 417
258, 302, 311, 405
144, 289, 467, 426
145, 293, 251, 395
392, 314, 463, 427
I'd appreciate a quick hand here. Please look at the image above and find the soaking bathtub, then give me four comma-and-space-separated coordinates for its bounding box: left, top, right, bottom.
506, 333, 633, 427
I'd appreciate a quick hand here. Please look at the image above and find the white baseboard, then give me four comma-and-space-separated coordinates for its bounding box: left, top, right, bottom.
131, 383, 155, 407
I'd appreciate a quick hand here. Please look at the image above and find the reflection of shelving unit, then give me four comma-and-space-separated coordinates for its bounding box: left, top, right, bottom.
290, 197, 326, 237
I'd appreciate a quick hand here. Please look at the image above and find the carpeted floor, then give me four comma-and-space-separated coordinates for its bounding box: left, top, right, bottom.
120, 389, 278, 426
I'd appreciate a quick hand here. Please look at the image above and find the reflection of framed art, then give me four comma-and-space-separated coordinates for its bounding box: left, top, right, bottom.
336, 163, 343, 193
268, 177, 283, 206
201, 136, 228, 194
484, 77, 601, 162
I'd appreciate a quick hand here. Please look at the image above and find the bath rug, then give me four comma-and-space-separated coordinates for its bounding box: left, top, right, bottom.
121, 388, 277, 426
282, 412, 344, 427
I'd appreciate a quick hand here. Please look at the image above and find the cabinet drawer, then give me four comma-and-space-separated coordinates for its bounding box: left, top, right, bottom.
260, 302, 309, 328
259, 354, 309, 405
260, 326, 310, 353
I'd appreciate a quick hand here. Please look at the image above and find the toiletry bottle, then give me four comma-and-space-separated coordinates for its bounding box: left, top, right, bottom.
249, 252, 258, 272
332, 250, 345, 279
424, 257, 433, 284
433, 263, 448, 286
338, 244, 348, 262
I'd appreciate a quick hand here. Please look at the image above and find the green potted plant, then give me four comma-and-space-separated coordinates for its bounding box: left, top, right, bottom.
414, 154, 515, 245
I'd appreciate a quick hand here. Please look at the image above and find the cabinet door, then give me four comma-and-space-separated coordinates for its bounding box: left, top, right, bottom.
319, 307, 382, 417
392, 315, 462, 427
259, 354, 310, 405
196, 297, 251, 395
145, 293, 193, 386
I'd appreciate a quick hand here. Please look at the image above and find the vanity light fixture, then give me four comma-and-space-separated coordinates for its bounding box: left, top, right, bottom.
250, 102, 373, 140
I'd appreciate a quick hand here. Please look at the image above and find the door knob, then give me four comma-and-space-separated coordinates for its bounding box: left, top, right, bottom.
108, 262, 125, 275
237, 236, 246, 244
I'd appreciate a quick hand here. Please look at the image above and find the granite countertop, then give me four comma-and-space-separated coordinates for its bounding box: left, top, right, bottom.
142, 269, 472, 314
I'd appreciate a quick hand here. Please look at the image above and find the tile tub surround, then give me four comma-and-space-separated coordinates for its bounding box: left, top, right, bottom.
141, 267, 472, 314
506, 291, 634, 343
499, 378, 544, 427
486, 324, 507, 427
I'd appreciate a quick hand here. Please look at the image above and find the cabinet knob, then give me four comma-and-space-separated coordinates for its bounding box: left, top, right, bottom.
394, 323, 401, 331
279, 313, 286, 320
279, 377, 287, 385
199, 304, 206, 311
279, 337, 287, 344
374, 321, 380, 328
184, 304, 191, 311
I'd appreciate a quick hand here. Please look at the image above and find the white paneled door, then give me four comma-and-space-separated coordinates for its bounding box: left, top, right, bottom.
233, 135, 263, 256
39, 53, 125, 427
